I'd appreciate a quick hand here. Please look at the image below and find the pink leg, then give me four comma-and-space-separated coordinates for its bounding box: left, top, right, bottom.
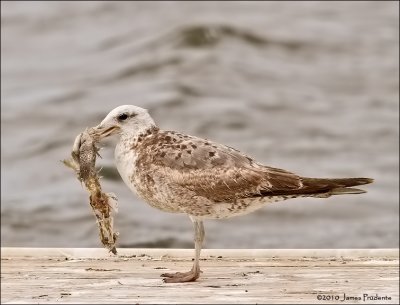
161, 218, 204, 283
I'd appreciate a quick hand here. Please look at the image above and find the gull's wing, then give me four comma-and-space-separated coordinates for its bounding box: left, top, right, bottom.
136, 130, 303, 202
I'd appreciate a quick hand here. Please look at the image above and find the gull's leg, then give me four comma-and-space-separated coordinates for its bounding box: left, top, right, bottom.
161, 217, 204, 283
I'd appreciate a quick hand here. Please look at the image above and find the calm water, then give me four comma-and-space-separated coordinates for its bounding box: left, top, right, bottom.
1, 1, 399, 249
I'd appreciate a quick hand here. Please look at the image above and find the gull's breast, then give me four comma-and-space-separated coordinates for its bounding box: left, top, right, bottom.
115, 141, 182, 213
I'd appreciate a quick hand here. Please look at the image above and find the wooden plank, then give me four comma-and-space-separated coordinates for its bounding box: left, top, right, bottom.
1, 248, 399, 304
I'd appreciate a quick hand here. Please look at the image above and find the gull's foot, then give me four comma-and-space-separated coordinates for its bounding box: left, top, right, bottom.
161, 269, 200, 283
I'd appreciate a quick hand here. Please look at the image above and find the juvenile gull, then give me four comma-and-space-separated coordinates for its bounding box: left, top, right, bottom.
94, 105, 373, 283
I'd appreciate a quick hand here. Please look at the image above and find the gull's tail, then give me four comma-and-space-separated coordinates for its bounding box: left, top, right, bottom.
301, 177, 374, 196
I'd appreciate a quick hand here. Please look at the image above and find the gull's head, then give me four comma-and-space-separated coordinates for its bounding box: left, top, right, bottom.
95, 105, 156, 139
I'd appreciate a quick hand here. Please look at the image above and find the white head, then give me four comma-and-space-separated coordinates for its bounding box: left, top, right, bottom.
95, 105, 156, 140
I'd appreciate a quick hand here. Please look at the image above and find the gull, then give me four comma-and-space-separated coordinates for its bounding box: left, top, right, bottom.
94, 105, 373, 283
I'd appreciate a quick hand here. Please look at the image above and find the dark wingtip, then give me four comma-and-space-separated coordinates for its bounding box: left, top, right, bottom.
357, 178, 374, 185
331, 187, 367, 195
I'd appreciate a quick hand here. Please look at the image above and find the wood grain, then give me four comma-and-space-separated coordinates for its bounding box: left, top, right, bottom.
1, 248, 398, 304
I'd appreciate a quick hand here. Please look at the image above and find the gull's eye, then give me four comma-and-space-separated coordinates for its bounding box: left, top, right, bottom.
117, 113, 128, 121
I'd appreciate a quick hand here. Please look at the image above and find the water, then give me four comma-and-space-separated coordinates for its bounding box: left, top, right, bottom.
1, 1, 399, 249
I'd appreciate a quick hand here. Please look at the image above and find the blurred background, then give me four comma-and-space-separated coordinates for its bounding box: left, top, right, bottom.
1, 1, 399, 249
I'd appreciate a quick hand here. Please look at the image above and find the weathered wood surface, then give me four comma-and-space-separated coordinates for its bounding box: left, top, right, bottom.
1, 248, 399, 304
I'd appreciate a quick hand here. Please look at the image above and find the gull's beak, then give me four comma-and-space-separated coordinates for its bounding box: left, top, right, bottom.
94, 124, 119, 140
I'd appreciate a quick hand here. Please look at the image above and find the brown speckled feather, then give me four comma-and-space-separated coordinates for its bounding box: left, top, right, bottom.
135, 130, 303, 202
99, 105, 373, 282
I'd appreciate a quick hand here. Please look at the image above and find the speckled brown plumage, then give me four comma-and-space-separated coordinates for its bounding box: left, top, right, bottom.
94, 105, 373, 283
118, 127, 372, 219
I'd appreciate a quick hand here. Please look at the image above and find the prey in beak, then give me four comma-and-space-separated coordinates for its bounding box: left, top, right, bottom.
94, 125, 119, 140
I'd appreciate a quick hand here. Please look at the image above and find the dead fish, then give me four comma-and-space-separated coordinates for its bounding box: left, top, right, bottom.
63, 127, 119, 254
